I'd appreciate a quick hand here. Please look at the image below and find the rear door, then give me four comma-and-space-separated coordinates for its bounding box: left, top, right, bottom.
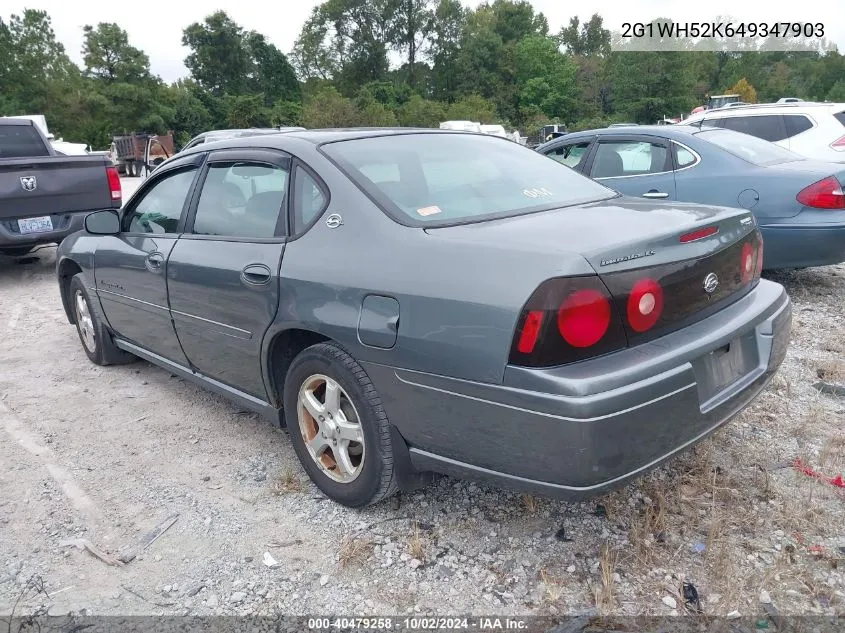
166, 149, 291, 399
585, 135, 677, 200
94, 155, 203, 364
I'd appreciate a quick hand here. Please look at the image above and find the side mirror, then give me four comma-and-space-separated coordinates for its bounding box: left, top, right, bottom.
84, 209, 120, 235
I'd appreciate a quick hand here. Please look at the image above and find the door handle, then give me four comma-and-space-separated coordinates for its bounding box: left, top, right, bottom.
642, 191, 669, 199
241, 264, 272, 286
145, 252, 164, 272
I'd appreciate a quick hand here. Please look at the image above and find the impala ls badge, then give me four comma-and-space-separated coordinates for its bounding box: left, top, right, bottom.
20, 176, 37, 192
703, 272, 719, 294
325, 213, 343, 228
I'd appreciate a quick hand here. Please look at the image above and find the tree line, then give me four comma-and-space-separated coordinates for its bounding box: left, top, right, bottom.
2, 1, 844, 150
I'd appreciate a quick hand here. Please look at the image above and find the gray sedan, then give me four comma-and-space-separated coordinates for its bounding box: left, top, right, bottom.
56, 129, 791, 507
537, 126, 845, 269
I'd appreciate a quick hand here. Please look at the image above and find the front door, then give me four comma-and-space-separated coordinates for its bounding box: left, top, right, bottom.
587, 136, 677, 201
95, 162, 201, 364
166, 150, 291, 399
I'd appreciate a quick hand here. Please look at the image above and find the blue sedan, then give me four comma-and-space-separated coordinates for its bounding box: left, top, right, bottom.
537, 126, 845, 269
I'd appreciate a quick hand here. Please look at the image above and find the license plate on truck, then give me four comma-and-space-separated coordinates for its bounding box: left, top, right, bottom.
17, 216, 53, 234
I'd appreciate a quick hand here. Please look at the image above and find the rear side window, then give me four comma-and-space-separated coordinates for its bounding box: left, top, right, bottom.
193, 162, 288, 238
784, 115, 813, 137
591, 141, 669, 178
292, 167, 327, 234
322, 134, 615, 225
125, 168, 197, 233
834, 111, 845, 127
674, 143, 698, 168
716, 115, 788, 142
543, 141, 591, 169
0, 124, 49, 158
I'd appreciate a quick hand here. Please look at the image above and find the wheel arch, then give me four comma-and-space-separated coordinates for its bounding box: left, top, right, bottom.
264, 327, 331, 410
58, 258, 84, 324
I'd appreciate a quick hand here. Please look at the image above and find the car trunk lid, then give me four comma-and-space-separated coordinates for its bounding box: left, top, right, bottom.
425, 196, 761, 345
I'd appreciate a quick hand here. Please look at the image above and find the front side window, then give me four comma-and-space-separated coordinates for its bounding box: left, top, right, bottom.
125, 168, 197, 233
697, 128, 800, 166
717, 115, 788, 142
292, 167, 327, 234
322, 133, 615, 225
193, 162, 288, 238
544, 141, 591, 169
591, 141, 669, 178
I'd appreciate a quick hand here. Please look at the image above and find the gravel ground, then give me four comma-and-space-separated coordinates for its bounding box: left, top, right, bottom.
1, 218, 844, 619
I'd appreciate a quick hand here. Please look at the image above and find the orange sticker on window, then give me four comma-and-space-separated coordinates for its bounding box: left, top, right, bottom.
416, 205, 442, 216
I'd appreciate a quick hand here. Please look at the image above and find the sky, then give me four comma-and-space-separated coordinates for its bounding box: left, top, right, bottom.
4, 0, 844, 82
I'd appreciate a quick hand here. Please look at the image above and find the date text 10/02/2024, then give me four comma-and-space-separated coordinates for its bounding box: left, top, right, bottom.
307, 617, 529, 630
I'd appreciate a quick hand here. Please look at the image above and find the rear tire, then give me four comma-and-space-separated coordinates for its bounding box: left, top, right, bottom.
69, 273, 136, 366
284, 342, 398, 507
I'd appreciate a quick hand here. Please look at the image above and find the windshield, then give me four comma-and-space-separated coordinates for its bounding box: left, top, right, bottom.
322, 133, 616, 225
697, 128, 801, 166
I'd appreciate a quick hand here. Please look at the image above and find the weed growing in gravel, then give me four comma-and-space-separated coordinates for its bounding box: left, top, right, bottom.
539, 568, 564, 604
522, 494, 540, 514
270, 468, 302, 495
594, 542, 618, 614
339, 536, 375, 569
408, 520, 427, 561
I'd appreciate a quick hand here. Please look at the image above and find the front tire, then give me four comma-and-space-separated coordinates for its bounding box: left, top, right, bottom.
284, 342, 398, 507
69, 273, 136, 366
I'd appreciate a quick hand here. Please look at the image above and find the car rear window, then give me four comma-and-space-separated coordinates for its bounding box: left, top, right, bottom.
321, 133, 616, 225
0, 124, 49, 158
697, 128, 801, 166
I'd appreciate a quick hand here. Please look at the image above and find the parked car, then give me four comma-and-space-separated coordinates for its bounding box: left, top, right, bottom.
57, 129, 791, 507
179, 127, 305, 152
537, 125, 845, 269
0, 117, 121, 257
681, 102, 845, 163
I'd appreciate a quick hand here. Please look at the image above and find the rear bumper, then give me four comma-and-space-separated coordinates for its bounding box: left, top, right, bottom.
760, 223, 845, 269
366, 279, 791, 499
0, 211, 87, 249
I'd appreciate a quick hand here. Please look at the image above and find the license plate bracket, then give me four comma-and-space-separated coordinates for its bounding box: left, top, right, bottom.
694, 331, 758, 407
17, 216, 54, 234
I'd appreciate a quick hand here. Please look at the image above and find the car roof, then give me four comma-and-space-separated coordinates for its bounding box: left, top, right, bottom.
281, 127, 452, 144
563, 125, 700, 138
0, 117, 35, 127
173, 128, 512, 160
685, 102, 845, 119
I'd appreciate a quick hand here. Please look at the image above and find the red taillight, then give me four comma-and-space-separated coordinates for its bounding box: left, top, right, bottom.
508, 276, 627, 367
557, 289, 611, 348
516, 310, 544, 354
740, 242, 755, 283
626, 278, 664, 333
796, 176, 845, 210
106, 166, 122, 202
680, 225, 719, 243
831, 135, 845, 151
